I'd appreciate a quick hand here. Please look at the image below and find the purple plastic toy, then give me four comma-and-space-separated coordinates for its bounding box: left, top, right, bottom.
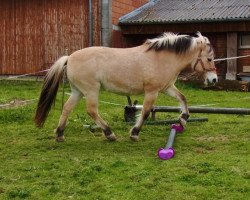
158, 124, 184, 160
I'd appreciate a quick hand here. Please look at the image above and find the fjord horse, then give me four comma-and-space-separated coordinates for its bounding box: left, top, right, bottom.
35, 32, 217, 142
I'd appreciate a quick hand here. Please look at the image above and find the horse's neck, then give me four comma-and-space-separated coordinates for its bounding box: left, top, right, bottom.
180, 47, 200, 71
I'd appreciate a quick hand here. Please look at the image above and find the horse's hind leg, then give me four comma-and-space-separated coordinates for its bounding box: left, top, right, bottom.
130, 91, 158, 141
85, 92, 116, 141
55, 88, 82, 142
166, 85, 189, 126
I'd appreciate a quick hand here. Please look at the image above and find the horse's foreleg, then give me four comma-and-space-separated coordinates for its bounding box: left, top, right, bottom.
130, 91, 158, 141
166, 85, 189, 126
86, 93, 116, 141
56, 90, 82, 142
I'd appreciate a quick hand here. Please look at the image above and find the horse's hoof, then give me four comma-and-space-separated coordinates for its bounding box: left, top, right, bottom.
56, 135, 65, 142
106, 133, 117, 141
130, 135, 139, 142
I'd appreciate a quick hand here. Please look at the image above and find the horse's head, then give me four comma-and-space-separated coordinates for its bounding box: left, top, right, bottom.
192, 32, 218, 85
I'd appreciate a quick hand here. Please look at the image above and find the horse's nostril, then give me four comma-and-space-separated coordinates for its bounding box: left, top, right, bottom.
212, 78, 217, 83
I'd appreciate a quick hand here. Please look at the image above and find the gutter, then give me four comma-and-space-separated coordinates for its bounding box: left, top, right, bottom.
119, 18, 250, 26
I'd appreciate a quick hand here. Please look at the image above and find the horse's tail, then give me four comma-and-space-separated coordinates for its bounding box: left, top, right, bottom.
34, 56, 69, 127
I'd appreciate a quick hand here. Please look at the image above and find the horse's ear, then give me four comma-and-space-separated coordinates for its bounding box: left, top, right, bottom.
195, 37, 203, 47
195, 34, 206, 50
196, 31, 202, 37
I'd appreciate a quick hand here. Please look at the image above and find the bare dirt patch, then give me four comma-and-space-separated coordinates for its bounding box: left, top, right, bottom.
196, 135, 229, 142
0, 99, 36, 109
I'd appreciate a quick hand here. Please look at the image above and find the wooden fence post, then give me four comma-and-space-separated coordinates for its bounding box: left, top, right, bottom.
226, 32, 237, 80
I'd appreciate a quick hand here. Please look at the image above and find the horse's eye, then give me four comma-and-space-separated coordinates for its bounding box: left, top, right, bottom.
207, 58, 212, 62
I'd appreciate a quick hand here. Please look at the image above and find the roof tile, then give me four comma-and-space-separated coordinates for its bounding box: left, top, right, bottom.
119, 0, 250, 24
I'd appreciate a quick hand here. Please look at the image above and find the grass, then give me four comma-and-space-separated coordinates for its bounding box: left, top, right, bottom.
0, 79, 249, 200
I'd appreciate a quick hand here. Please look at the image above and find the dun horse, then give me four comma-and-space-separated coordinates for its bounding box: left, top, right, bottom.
35, 32, 217, 142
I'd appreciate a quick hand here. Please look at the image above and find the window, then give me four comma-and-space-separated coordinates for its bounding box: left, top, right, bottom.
239, 34, 250, 49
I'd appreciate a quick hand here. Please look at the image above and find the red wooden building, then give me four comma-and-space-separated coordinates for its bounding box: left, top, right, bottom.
119, 0, 250, 81
0, 0, 148, 75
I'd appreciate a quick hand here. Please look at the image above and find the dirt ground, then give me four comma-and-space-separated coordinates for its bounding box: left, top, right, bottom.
179, 73, 249, 92
0, 99, 36, 109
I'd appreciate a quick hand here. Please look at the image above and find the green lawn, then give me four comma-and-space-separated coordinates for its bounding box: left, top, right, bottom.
0, 80, 249, 200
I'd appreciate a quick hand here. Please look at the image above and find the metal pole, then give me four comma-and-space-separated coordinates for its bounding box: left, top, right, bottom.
135, 105, 250, 115
127, 118, 208, 125
101, 0, 112, 47
165, 128, 176, 149
89, 0, 93, 46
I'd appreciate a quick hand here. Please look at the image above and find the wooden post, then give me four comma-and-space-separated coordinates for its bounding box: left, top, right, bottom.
226, 33, 237, 80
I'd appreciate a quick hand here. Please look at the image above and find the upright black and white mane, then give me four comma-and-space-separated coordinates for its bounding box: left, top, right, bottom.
145, 33, 194, 54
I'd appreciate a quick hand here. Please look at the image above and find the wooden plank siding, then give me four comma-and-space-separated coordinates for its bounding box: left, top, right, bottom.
0, 0, 101, 75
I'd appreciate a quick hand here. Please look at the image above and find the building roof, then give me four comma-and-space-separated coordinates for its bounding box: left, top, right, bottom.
119, 0, 250, 25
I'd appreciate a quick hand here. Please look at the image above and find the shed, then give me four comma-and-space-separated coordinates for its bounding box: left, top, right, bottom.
119, 0, 250, 80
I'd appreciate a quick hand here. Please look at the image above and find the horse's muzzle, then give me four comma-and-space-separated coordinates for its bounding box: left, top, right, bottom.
204, 71, 218, 85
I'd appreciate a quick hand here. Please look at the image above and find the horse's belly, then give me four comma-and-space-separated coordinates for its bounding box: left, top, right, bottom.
101, 79, 144, 95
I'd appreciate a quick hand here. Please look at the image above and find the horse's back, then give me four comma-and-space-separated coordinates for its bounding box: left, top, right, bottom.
66, 46, 148, 95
